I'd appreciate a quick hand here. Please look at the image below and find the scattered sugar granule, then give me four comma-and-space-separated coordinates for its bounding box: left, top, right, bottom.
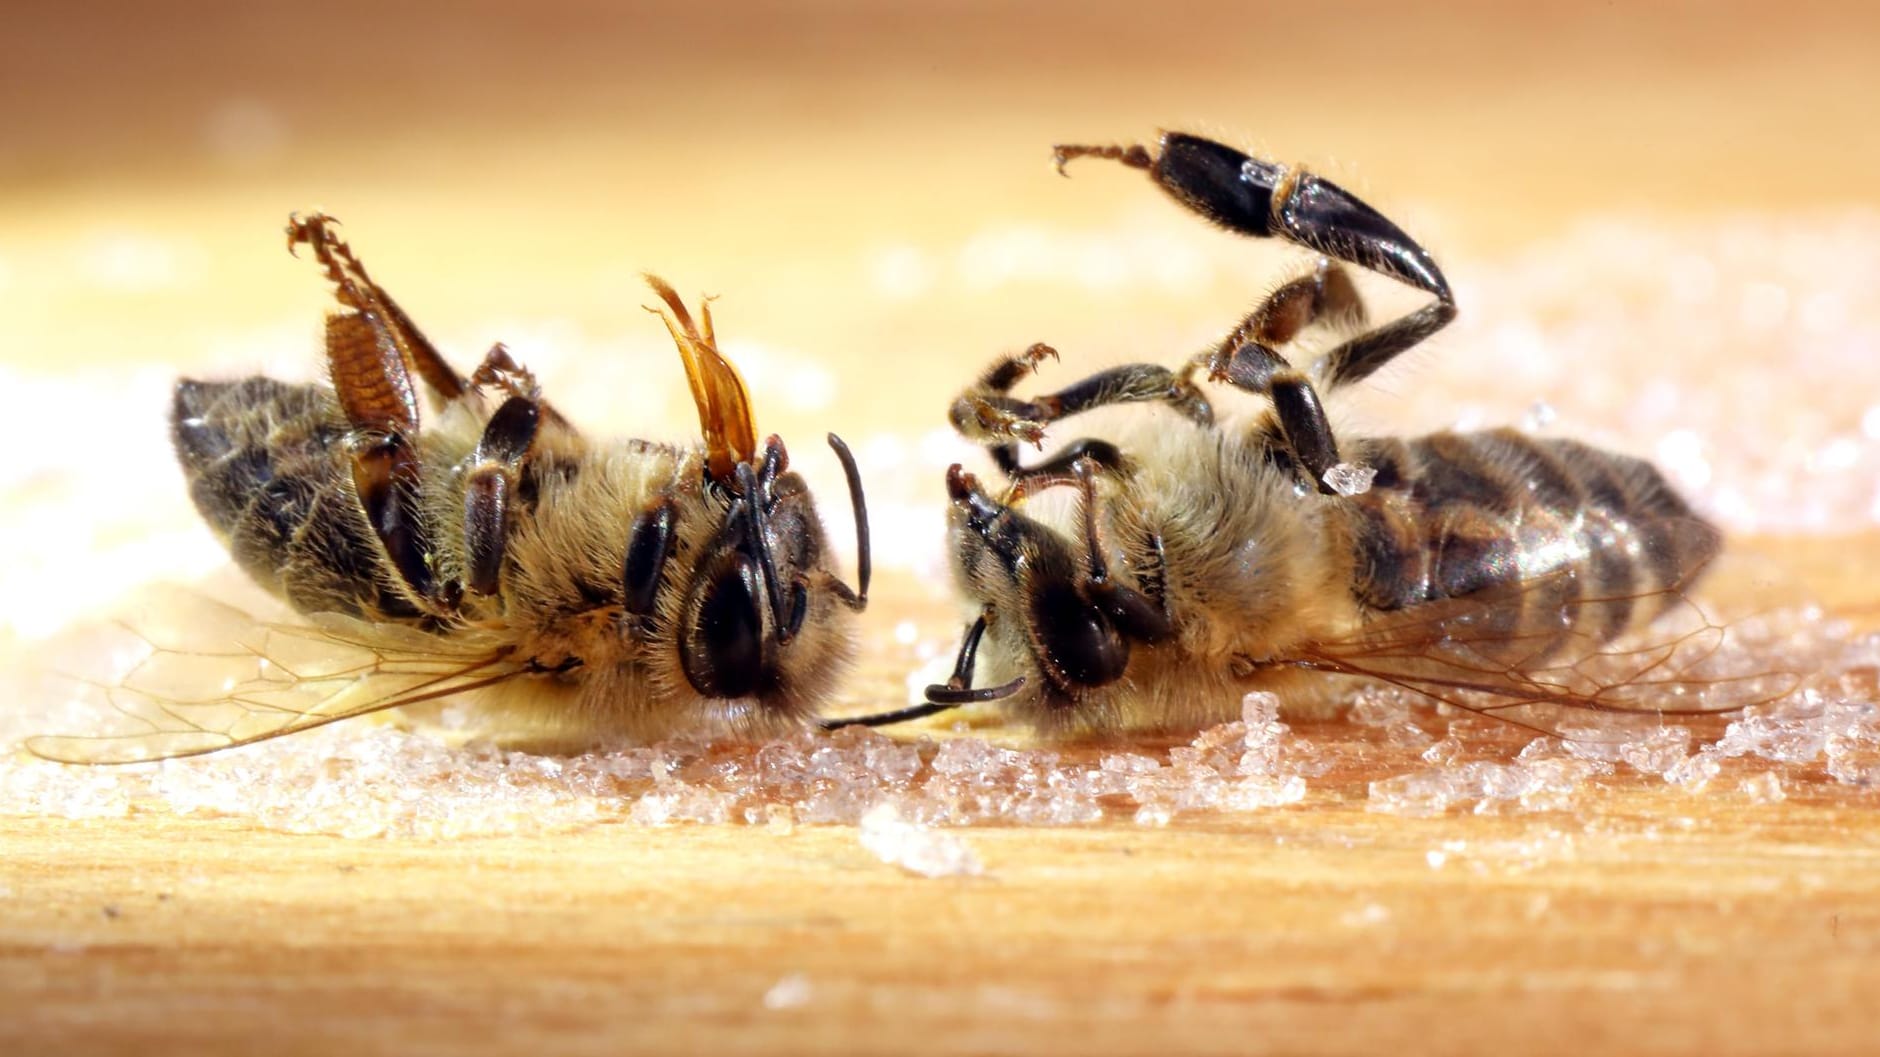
1321, 462, 1377, 497
762, 972, 813, 1011
858, 802, 983, 877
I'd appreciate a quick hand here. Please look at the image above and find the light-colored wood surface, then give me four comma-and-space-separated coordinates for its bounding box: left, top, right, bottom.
5, 3, 1880, 1054
5, 762, 1880, 1057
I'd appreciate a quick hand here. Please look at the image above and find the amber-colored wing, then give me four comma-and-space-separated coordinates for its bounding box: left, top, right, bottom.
1284, 524, 1798, 739
26, 587, 526, 765
643, 275, 757, 484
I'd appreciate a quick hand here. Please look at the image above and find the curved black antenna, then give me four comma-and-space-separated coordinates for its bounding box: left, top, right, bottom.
825, 433, 870, 611
819, 615, 1023, 731
819, 699, 966, 730
924, 615, 1024, 703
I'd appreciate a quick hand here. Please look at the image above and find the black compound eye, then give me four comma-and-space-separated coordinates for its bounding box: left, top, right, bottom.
1030, 581, 1130, 690
680, 558, 765, 699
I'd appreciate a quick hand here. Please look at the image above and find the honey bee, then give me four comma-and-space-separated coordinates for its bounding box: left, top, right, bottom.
844, 132, 1755, 735
30, 214, 870, 764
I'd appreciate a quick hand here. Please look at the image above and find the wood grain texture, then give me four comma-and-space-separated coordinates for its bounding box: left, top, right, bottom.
3, 783, 1878, 1057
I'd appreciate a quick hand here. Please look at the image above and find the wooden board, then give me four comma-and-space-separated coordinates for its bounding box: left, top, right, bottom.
5, 769, 1879, 1057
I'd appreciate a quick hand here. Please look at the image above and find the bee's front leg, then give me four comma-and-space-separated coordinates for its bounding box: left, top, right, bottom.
949, 345, 1212, 489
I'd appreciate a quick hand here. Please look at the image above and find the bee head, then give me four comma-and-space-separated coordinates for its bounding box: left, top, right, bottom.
671, 434, 870, 713
936, 463, 1171, 713
637, 277, 869, 720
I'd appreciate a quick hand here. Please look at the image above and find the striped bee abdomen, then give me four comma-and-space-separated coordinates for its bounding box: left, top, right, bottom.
171, 377, 420, 620
1340, 428, 1715, 650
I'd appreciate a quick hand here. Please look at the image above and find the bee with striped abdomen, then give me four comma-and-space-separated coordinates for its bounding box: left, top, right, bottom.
31, 214, 869, 763
850, 132, 1749, 735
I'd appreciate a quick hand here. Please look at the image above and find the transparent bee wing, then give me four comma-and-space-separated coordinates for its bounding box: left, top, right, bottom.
1287, 527, 1799, 740
26, 585, 525, 765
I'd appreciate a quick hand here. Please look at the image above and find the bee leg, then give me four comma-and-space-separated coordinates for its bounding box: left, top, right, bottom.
462, 396, 542, 597
953, 351, 1213, 485
953, 354, 1212, 448
469, 342, 542, 399
469, 342, 577, 433
1055, 133, 1457, 388
621, 496, 679, 621
925, 614, 1026, 705
322, 309, 459, 613
995, 439, 1128, 497
1070, 460, 1172, 643
287, 212, 470, 405
1192, 257, 1366, 381
947, 342, 1061, 446
1192, 297, 1348, 494
1220, 356, 1347, 494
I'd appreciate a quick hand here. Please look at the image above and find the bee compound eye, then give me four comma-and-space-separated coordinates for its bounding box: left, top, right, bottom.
680, 557, 766, 700
1029, 581, 1130, 689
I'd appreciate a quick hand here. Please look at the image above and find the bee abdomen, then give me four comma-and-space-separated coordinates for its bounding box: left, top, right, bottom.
1344, 428, 1714, 647
171, 378, 414, 619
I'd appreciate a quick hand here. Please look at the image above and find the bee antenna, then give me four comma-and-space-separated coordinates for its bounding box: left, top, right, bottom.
825, 433, 870, 611
819, 615, 1020, 731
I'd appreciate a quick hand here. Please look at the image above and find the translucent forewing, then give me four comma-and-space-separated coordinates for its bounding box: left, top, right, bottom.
1287, 521, 1797, 739
27, 586, 525, 764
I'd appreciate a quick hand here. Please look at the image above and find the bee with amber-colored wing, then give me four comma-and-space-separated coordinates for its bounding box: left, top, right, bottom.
836, 132, 1781, 736
31, 215, 869, 764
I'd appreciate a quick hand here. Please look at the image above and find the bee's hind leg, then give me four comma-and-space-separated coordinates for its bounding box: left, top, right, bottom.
287, 212, 470, 405
318, 305, 460, 613
1056, 132, 1457, 390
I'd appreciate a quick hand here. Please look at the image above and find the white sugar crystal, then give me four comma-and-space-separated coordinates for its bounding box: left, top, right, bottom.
1421, 737, 1463, 765
762, 972, 813, 1011
1341, 903, 1392, 927
764, 803, 796, 836
1665, 752, 1723, 791
1220, 775, 1307, 810
1521, 400, 1557, 431
1618, 727, 1692, 776
1133, 803, 1173, 827
1739, 772, 1787, 803
1321, 462, 1376, 497
1240, 690, 1282, 728
858, 802, 982, 877
1384, 719, 1435, 750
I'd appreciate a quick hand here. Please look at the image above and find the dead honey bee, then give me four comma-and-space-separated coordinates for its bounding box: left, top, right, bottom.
844, 132, 1759, 736
30, 214, 869, 764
